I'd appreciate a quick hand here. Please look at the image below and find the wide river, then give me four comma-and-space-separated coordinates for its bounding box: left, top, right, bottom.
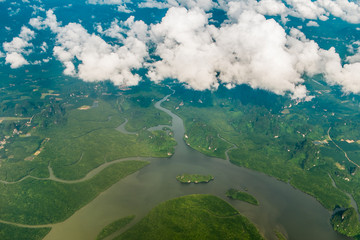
44, 93, 350, 240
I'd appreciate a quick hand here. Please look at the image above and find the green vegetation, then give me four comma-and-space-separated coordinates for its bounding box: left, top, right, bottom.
118, 86, 172, 132
274, 230, 287, 240
0, 223, 50, 240
3, 65, 360, 239
164, 84, 351, 211
226, 188, 259, 205
0, 75, 176, 181
183, 118, 231, 159
0, 161, 148, 225
96, 215, 135, 240
161, 82, 360, 237
331, 207, 360, 238
176, 174, 214, 183
0, 74, 178, 240
34, 98, 175, 180
115, 194, 264, 240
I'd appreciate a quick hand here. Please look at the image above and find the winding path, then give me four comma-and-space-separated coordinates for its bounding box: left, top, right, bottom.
1, 105, 175, 185
0, 157, 164, 185
46, 157, 164, 184
115, 118, 138, 135
0, 89, 349, 240
0, 219, 53, 229
0, 91, 177, 228
217, 134, 238, 162
328, 173, 358, 214
327, 127, 360, 219
327, 127, 360, 168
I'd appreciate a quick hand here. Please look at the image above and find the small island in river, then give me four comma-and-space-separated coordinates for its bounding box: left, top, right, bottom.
176, 174, 214, 184
226, 188, 259, 205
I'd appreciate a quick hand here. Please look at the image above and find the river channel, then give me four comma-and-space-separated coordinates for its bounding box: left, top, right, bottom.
44, 93, 350, 240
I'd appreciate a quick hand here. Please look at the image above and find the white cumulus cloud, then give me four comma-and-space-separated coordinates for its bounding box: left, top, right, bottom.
87, 0, 129, 4
279, 0, 360, 23
346, 42, 360, 63
322, 48, 360, 93
138, 0, 176, 9
37, 10, 148, 87
148, 7, 221, 90
3, 26, 35, 68
227, 0, 287, 18
148, 8, 310, 98
23, 2, 360, 98
306, 20, 320, 27
148, 6, 360, 98
139, 0, 214, 10
316, 0, 360, 23
224, 0, 360, 24
5, 52, 29, 68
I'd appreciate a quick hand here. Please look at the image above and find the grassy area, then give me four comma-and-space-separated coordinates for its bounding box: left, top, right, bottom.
0, 223, 50, 240
331, 207, 360, 238
289, 167, 349, 210
115, 194, 264, 240
0, 78, 179, 240
167, 95, 350, 210
0, 160, 148, 225
118, 86, 172, 132
183, 118, 231, 159
2, 68, 360, 239
226, 188, 259, 205
176, 174, 214, 184
33, 99, 175, 180
274, 230, 287, 240
0, 77, 176, 182
96, 215, 135, 240
162, 83, 360, 237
